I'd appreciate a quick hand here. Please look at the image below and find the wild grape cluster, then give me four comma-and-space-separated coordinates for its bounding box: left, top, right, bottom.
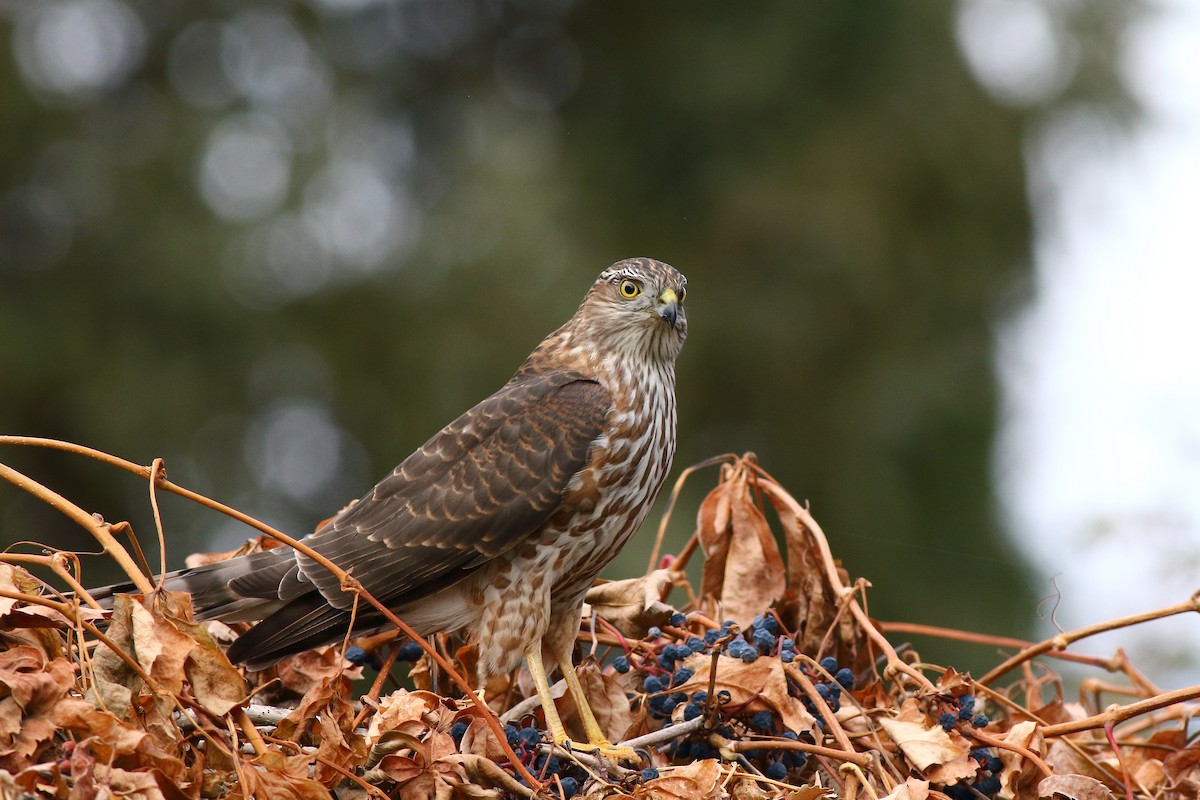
942, 746, 1004, 798
610, 613, 858, 782
932, 694, 998, 798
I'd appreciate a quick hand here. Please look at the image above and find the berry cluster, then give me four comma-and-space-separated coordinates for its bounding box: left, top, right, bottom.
787, 655, 855, 728
720, 615, 794, 663
936, 694, 990, 732
491, 723, 581, 797
942, 747, 1004, 798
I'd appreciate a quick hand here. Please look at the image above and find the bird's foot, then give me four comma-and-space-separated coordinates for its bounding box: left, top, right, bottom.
557, 737, 639, 764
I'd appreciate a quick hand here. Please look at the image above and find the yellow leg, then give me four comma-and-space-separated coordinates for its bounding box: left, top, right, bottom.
525, 651, 637, 762
524, 650, 571, 745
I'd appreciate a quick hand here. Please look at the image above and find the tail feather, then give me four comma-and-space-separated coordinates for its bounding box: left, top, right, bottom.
89, 549, 296, 623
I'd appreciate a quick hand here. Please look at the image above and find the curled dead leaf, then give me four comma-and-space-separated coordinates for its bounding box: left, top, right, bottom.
584, 569, 681, 638
697, 460, 786, 627
634, 759, 723, 800
877, 700, 972, 783
1037, 774, 1117, 800
674, 653, 814, 735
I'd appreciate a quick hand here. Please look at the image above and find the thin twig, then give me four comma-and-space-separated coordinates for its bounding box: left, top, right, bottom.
980, 593, 1200, 686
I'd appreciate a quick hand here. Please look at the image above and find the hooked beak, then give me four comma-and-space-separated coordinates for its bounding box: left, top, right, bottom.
656, 288, 680, 329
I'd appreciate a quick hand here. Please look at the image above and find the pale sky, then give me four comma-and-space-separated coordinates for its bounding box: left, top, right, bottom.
961, 0, 1200, 682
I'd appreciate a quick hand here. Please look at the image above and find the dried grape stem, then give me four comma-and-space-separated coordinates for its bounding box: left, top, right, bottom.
1040, 684, 1200, 738
0, 461, 153, 594
979, 593, 1200, 686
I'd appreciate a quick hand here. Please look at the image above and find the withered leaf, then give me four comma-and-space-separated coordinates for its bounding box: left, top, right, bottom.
878, 700, 972, 780
674, 654, 814, 735
584, 569, 681, 638
997, 720, 1043, 798
0, 646, 76, 766
634, 759, 723, 800
879, 779, 929, 800
1037, 774, 1117, 800
697, 462, 786, 627
572, 659, 632, 744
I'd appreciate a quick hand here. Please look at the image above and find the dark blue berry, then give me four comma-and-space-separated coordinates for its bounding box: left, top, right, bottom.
613, 655, 630, 673
784, 750, 807, 768
819, 656, 838, 673
660, 697, 679, 714
780, 637, 795, 652
752, 628, 776, 652
780, 650, 795, 663
683, 703, 703, 720
658, 653, 676, 670
397, 642, 424, 662
692, 690, 708, 704
686, 637, 706, 653
450, 720, 469, 743
760, 616, 779, 634
765, 761, 787, 780
643, 675, 663, 693
344, 645, 368, 665
704, 629, 721, 645
669, 612, 686, 627
781, 731, 798, 740
739, 648, 757, 663
504, 725, 520, 747
751, 710, 774, 732
675, 740, 694, 759
534, 753, 559, 775
834, 668, 855, 689
976, 776, 1001, 794
939, 712, 957, 731
814, 684, 831, 701
970, 748, 990, 762
972, 714, 990, 728
958, 695, 976, 719
986, 756, 1003, 773
672, 667, 694, 685
559, 776, 579, 798
519, 727, 540, 745
641, 767, 659, 781
647, 626, 662, 639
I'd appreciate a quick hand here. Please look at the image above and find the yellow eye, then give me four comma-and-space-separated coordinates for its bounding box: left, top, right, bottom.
619, 279, 641, 299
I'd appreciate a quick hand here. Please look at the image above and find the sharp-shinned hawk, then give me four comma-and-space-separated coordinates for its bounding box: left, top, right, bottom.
96, 257, 688, 757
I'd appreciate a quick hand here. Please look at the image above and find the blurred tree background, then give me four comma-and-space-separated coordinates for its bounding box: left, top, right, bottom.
0, 1, 1128, 674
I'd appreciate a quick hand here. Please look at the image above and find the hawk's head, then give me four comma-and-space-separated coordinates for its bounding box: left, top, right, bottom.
581, 257, 688, 363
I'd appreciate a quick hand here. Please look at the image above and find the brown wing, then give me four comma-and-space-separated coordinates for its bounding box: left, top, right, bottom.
223, 371, 610, 666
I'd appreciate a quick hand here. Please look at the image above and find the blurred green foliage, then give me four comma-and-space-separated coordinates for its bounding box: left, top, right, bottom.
0, 1, 1127, 673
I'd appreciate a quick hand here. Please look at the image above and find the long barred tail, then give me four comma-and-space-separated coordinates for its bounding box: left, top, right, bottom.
88, 550, 289, 624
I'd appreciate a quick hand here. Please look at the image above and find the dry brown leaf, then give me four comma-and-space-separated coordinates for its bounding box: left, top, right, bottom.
634, 759, 724, 800
584, 569, 681, 638
0, 645, 77, 768
52, 697, 147, 758
674, 653, 814, 734
270, 644, 360, 698
231, 750, 333, 800
129, 600, 194, 695
276, 673, 366, 785
697, 462, 786, 627
572, 659, 633, 743
997, 720, 1043, 799
879, 779, 929, 800
441, 754, 532, 797
366, 687, 443, 745
878, 700, 972, 781
1037, 774, 1117, 800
